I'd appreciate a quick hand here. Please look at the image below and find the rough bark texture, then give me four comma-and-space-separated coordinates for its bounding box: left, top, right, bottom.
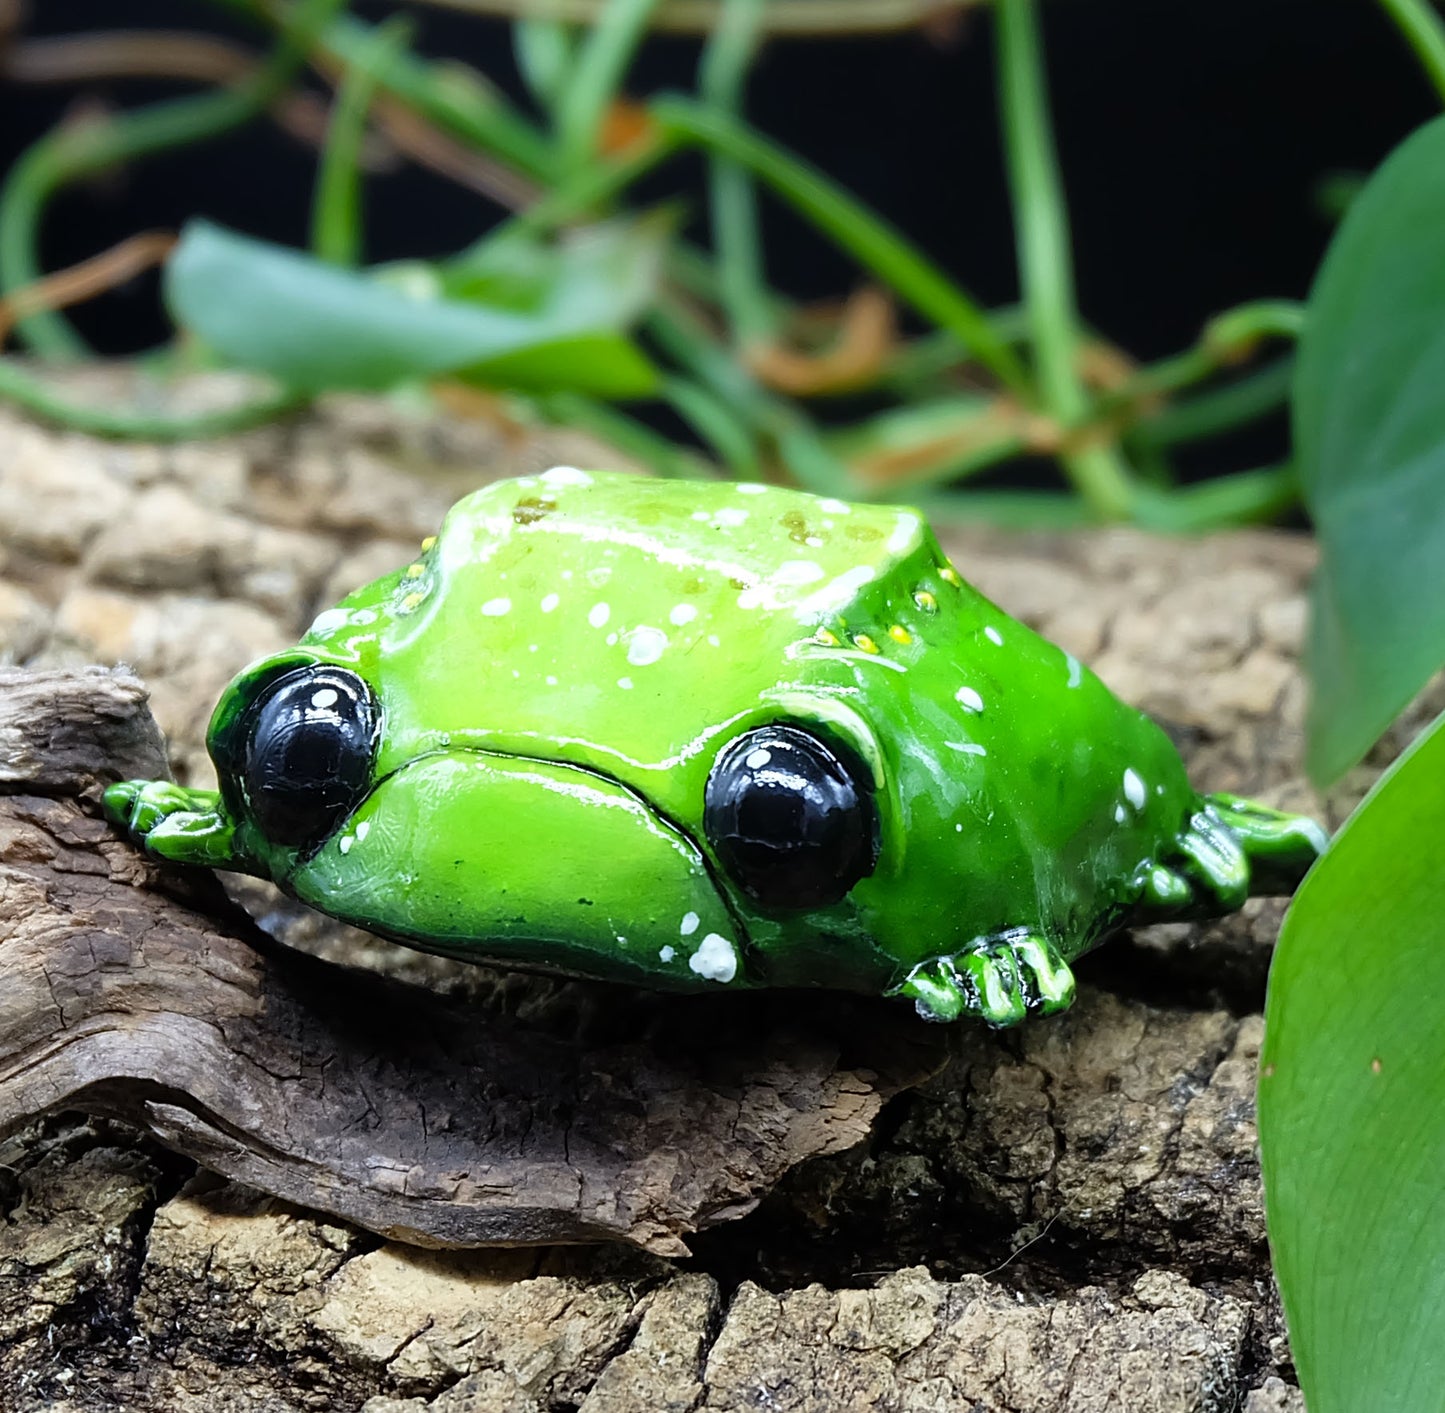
0, 378, 1429, 1410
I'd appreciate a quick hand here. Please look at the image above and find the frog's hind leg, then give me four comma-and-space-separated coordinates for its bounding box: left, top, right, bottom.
893, 929, 1077, 1026
1140, 793, 1328, 921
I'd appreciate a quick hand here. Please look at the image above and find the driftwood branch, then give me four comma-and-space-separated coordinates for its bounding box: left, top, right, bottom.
0, 667, 943, 1257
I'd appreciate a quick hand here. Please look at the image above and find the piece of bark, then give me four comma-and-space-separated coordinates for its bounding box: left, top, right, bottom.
0, 666, 944, 1259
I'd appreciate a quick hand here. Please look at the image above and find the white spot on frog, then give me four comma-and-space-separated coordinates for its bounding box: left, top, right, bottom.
819, 497, 851, 514
311, 687, 338, 710
541, 465, 592, 487
691, 509, 711, 522
713, 506, 750, 528
737, 482, 768, 495
587, 565, 612, 587
482, 597, 512, 617
308, 608, 348, 636
338, 835, 354, 855
680, 911, 700, 936
606, 632, 618, 646
626, 625, 669, 666
1123, 768, 1147, 810
1114, 804, 1128, 824
798, 564, 875, 616
887, 511, 920, 554
541, 592, 560, 613
669, 603, 698, 627
955, 686, 984, 713
588, 602, 611, 629
708, 634, 721, 646
617, 676, 634, 690
546, 675, 558, 685
1065, 654, 1083, 688
689, 933, 738, 984
356, 820, 370, 842
350, 609, 378, 626
659, 945, 676, 963
947, 741, 988, 757
984, 625, 1004, 646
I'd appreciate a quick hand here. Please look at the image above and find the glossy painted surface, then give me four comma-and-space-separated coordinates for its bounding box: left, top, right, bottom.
105, 469, 1328, 1024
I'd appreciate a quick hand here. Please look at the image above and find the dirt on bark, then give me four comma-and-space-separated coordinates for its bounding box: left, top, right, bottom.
0, 377, 1423, 1411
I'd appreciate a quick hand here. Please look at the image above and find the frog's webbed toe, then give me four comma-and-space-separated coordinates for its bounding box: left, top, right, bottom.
894, 929, 1077, 1026
1137, 793, 1328, 923
102, 779, 239, 869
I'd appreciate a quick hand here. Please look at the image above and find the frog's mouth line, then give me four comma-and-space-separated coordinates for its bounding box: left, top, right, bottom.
315, 744, 757, 959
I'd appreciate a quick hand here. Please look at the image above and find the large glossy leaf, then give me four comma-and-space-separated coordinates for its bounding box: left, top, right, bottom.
1260, 710, 1445, 1412
165, 220, 657, 397
1294, 115, 1445, 784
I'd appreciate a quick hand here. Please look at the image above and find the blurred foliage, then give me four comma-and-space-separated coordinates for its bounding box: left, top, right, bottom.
0, 0, 1310, 526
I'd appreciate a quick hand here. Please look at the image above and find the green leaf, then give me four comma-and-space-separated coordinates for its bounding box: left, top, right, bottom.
165, 219, 657, 397
1294, 114, 1445, 784
1260, 709, 1445, 1412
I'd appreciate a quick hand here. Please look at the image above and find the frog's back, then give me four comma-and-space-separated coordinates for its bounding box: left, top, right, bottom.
303, 469, 966, 819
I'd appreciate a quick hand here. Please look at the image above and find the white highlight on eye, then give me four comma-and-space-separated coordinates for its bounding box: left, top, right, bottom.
482, 597, 512, 616
617, 676, 634, 690
955, 686, 984, 713
1124, 768, 1147, 810
745, 748, 772, 769
310, 687, 338, 710
713, 506, 750, 528
542, 465, 592, 487
690, 933, 738, 983
670, 603, 698, 626
680, 911, 700, 936
984, 625, 1004, 646
947, 741, 988, 757
1065, 654, 1083, 688
626, 626, 669, 666
737, 482, 768, 495
588, 602, 611, 628
355, 821, 370, 842
541, 593, 560, 613
659, 945, 676, 962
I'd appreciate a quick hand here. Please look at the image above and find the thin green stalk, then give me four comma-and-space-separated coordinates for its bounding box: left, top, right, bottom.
513, 18, 578, 119
699, 0, 772, 346
652, 97, 1031, 395
1133, 357, 1294, 449
659, 373, 762, 476
1378, 0, 1445, 103
1, 0, 346, 359
995, 0, 1134, 518
311, 17, 411, 265
0, 360, 307, 439
554, 0, 664, 172
1132, 465, 1300, 532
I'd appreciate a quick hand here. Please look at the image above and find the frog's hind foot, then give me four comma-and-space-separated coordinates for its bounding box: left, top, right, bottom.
893, 930, 1077, 1026
1140, 794, 1328, 921
102, 779, 240, 869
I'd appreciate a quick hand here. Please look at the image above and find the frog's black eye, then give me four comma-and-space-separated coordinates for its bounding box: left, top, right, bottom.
241, 666, 378, 849
704, 725, 878, 909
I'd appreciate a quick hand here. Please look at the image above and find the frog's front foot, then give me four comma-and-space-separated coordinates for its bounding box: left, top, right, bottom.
103, 779, 241, 869
893, 929, 1077, 1026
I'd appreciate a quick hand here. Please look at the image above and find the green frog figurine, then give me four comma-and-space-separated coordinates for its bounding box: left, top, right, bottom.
105, 469, 1326, 1024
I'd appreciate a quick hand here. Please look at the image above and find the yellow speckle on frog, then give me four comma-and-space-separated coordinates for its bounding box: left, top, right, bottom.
888, 625, 913, 646
399, 591, 426, 614
404, 563, 426, 580
913, 590, 938, 613
939, 565, 962, 587
814, 627, 840, 647
853, 633, 880, 654
420, 535, 437, 552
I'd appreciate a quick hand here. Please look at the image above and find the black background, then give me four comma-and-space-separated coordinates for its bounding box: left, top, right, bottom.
0, 1, 1435, 470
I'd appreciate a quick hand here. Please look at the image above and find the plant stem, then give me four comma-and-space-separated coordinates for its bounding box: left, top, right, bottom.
699, 0, 773, 346
1, 0, 346, 358
1132, 357, 1294, 449
311, 17, 410, 265
1132, 465, 1300, 532
554, 0, 664, 172
994, 0, 1133, 518
653, 97, 1031, 395
0, 360, 307, 439
1378, 0, 1445, 103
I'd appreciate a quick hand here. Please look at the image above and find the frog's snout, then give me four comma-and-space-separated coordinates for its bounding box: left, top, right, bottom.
284, 750, 748, 985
